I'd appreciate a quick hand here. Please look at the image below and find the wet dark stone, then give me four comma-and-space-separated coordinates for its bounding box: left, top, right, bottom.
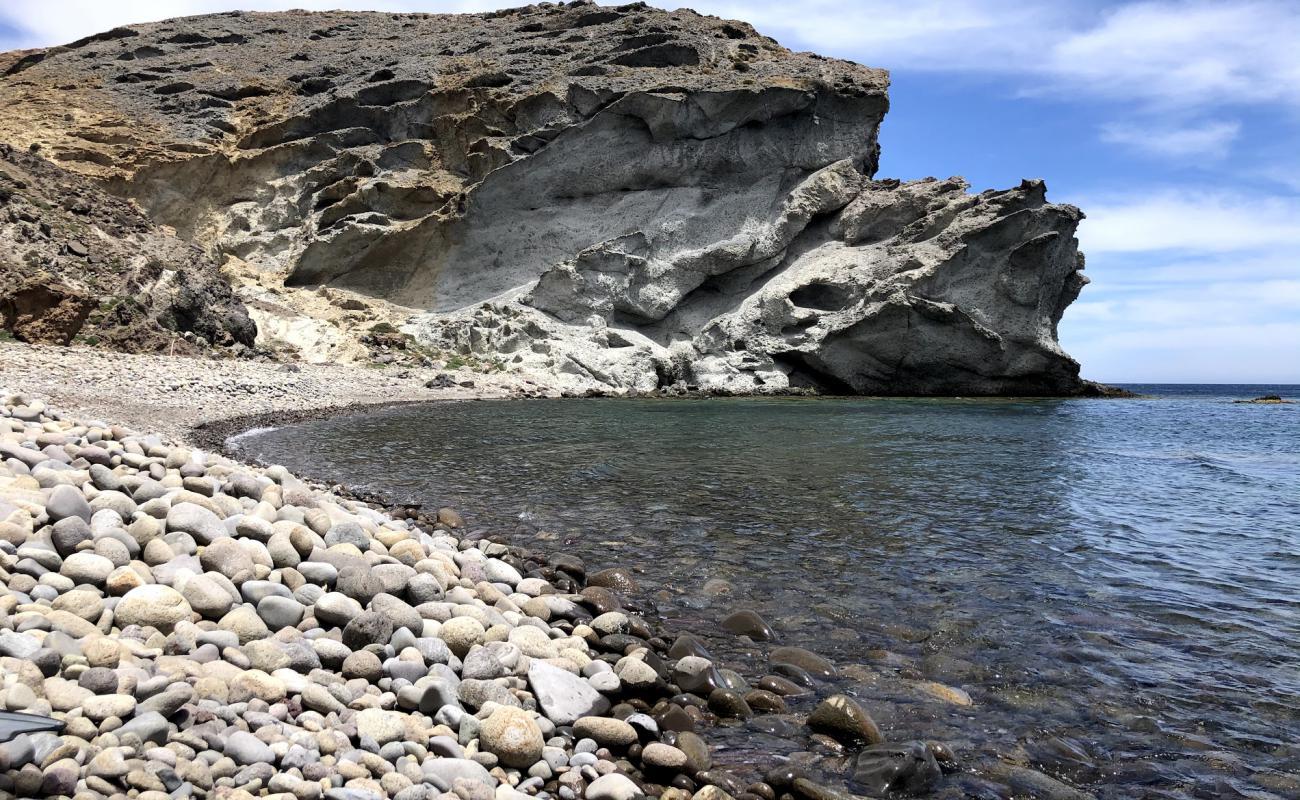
747, 717, 803, 737
748, 783, 777, 800
675, 662, 726, 696
580, 586, 623, 614
675, 731, 711, 774
669, 693, 706, 709
757, 675, 812, 697
927, 741, 958, 770
770, 646, 837, 679
668, 633, 712, 660
792, 777, 858, 800
771, 663, 816, 687
699, 770, 747, 796
670, 774, 697, 791
588, 567, 638, 593
765, 765, 806, 789
852, 741, 942, 795
722, 609, 776, 641
599, 634, 650, 654
655, 707, 696, 733
641, 648, 669, 679
744, 689, 788, 713
806, 695, 883, 746
707, 688, 753, 719
549, 553, 585, 579
628, 616, 654, 640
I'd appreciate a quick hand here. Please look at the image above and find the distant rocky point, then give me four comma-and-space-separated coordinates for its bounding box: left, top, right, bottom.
1234, 395, 1292, 404
1, 1, 1096, 396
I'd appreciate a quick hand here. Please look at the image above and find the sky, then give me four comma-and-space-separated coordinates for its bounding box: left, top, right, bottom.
2, 1, 1297, 383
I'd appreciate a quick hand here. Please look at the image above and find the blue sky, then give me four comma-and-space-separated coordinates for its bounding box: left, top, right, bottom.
2, 1, 1297, 383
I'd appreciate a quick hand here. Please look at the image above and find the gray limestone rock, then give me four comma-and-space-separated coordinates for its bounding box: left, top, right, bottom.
527, 660, 610, 726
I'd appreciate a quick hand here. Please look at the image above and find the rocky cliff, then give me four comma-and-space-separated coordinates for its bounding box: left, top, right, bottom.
0, 1, 1092, 395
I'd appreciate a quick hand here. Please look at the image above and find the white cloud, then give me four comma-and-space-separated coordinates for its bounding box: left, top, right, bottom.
683, 1, 1300, 111
1044, 1, 1300, 110
1061, 319, 1300, 382
1074, 190, 1300, 253
1099, 119, 1240, 159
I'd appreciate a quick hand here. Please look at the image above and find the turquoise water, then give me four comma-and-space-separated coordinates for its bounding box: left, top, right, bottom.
234, 386, 1300, 799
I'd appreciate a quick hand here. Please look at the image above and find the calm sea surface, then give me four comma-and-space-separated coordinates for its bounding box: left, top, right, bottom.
233, 386, 1300, 799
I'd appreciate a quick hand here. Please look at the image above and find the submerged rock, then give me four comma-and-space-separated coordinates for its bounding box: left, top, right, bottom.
806, 695, 884, 746
852, 741, 943, 796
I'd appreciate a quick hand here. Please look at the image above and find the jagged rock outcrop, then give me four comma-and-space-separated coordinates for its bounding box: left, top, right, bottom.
0, 1, 1091, 394
0, 145, 255, 351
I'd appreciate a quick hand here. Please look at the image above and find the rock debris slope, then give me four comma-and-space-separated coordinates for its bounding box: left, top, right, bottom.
0, 1, 1091, 395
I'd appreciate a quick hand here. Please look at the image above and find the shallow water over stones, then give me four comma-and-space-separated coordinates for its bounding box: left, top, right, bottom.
234, 386, 1300, 799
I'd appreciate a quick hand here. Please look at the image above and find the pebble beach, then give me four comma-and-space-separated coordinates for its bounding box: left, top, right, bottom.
0, 351, 956, 800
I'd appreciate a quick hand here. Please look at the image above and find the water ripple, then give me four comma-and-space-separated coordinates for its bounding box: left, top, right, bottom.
235, 386, 1300, 799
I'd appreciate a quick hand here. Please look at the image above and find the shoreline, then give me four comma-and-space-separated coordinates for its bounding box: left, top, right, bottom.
1, 341, 1137, 452
0, 344, 1186, 799
7, 389, 887, 800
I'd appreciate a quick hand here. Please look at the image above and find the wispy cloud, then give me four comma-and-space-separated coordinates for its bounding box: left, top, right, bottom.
1076, 189, 1300, 253
1062, 188, 1300, 382
1098, 119, 1241, 160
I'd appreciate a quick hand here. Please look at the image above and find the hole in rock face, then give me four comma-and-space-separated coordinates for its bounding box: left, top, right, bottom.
789, 282, 854, 312
609, 44, 700, 68
356, 79, 432, 106
464, 72, 513, 89
771, 351, 855, 395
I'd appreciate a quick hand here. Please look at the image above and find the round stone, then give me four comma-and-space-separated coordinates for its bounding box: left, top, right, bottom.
61, 552, 114, 584
355, 708, 405, 745
166, 502, 226, 545
440, 616, 485, 657
342, 610, 394, 649
78, 667, 119, 694
573, 716, 638, 748
257, 595, 304, 630
46, 485, 92, 524
218, 606, 270, 645
769, 646, 836, 679
721, 610, 776, 641
200, 538, 255, 583
52, 588, 104, 621
342, 650, 383, 681
642, 742, 688, 771
83, 693, 136, 721
806, 694, 883, 745
180, 573, 235, 619
478, 706, 544, 768
586, 772, 641, 800
312, 592, 362, 628
114, 585, 192, 633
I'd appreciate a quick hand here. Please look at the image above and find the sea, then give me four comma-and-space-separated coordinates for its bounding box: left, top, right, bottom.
232, 385, 1300, 799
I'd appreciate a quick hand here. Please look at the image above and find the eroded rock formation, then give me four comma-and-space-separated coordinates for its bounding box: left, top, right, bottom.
0, 145, 255, 351
0, 1, 1092, 394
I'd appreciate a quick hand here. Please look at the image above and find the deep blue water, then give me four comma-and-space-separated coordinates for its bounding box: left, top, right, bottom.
234, 385, 1300, 799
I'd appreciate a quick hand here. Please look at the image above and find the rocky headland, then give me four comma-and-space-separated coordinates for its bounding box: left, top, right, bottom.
0, 4, 1114, 799
1, 1, 1095, 396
